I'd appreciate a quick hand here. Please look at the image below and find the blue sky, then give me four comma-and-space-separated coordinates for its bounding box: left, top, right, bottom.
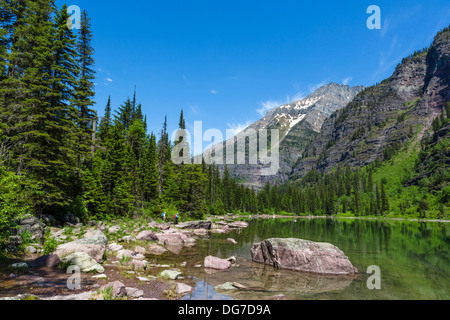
63, 0, 450, 144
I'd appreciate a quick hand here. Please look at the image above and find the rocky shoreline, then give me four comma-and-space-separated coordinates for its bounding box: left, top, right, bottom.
0, 215, 249, 301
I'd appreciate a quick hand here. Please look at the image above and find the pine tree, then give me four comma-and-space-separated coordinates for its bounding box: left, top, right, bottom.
98, 96, 112, 142
10, 0, 78, 213
127, 118, 146, 201
81, 167, 106, 218
375, 183, 381, 214
100, 123, 134, 215
140, 133, 159, 202
116, 98, 133, 131
381, 182, 389, 213
157, 116, 169, 196
74, 9, 96, 166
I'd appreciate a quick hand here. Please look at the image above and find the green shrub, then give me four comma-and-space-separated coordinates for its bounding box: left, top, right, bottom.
43, 238, 59, 255
0, 167, 33, 247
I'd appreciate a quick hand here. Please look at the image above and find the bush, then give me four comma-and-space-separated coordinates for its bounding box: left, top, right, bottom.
43, 238, 59, 255
0, 166, 33, 247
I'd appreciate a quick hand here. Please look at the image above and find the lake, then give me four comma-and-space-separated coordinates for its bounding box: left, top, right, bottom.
149, 217, 450, 300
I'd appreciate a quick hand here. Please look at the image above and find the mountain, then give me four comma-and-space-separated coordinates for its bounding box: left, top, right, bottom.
290, 25, 449, 181
199, 83, 364, 189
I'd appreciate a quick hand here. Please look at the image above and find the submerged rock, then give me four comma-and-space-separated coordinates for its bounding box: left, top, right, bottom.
214, 282, 237, 291
251, 238, 358, 275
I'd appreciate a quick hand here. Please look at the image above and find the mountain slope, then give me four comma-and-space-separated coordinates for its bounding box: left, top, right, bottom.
291, 26, 449, 181
201, 83, 363, 189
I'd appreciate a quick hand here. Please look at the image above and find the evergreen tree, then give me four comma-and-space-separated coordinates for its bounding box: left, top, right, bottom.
140, 133, 159, 202
74, 9, 96, 168
98, 96, 112, 142
381, 182, 389, 213
116, 98, 133, 131
10, 0, 78, 213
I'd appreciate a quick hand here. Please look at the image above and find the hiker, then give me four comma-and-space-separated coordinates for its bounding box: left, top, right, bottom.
162, 212, 166, 221
174, 212, 179, 224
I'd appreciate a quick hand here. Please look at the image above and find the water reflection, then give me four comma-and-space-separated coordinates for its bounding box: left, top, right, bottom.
149, 218, 450, 300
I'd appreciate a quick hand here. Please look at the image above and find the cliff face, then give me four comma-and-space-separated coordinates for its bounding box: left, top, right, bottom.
203, 83, 363, 189
291, 27, 450, 180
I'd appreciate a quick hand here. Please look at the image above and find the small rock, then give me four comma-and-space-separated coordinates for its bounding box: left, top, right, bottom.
120, 236, 136, 243
100, 281, 127, 297
232, 282, 249, 290
227, 238, 237, 245
107, 243, 123, 252
147, 244, 167, 255
128, 260, 147, 270
193, 229, 208, 236
92, 274, 108, 280
131, 253, 145, 261
25, 246, 37, 254
136, 230, 158, 241
9, 262, 28, 273
137, 276, 151, 282
176, 283, 192, 295
126, 287, 144, 298
228, 221, 249, 229
159, 270, 182, 280
204, 256, 231, 270
116, 249, 133, 259
214, 282, 237, 291
108, 226, 120, 234
134, 246, 146, 254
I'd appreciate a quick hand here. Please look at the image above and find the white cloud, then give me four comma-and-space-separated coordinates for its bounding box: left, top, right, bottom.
210, 89, 218, 94
190, 105, 199, 115
288, 91, 306, 103
227, 120, 254, 136
106, 77, 113, 83
342, 77, 352, 85
256, 100, 280, 117
380, 18, 390, 38
308, 81, 327, 93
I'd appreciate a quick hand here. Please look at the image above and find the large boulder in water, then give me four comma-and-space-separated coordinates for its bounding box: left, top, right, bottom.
251, 238, 358, 276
